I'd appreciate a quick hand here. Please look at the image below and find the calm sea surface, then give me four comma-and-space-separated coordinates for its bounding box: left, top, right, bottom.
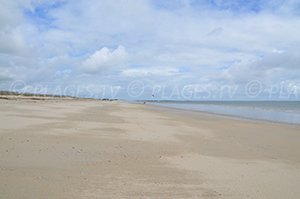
148, 101, 300, 125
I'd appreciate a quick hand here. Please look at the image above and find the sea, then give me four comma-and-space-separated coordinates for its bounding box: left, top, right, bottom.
146, 101, 300, 125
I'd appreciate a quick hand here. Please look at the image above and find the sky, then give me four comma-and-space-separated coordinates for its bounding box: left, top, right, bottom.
0, 0, 300, 100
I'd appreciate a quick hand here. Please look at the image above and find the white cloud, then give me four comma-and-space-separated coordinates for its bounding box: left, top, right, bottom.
225, 50, 300, 83
0, 28, 27, 55
0, 1, 30, 55
0, 0, 300, 99
122, 67, 179, 77
81, 45, 128, 73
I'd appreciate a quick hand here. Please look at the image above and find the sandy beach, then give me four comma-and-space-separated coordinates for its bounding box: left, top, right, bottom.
0, 98, 300, 199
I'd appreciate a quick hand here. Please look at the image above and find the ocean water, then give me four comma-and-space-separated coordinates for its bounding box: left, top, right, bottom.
148, 101, 300, 125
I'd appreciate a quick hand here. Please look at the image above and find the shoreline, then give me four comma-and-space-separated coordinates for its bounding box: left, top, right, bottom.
144, 102, 300, 126
1, 98, 300, 198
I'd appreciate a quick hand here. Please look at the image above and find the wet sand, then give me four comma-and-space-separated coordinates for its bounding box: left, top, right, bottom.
0, 99, 300, 198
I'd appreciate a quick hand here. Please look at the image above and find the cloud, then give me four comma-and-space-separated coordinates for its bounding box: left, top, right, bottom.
0, 69, 14, 82
81, 45, 128, 73
223, 49, 300, 83
0, 1, 30, 55
0, 29, 27, 55
0, 0, 300, 99
122, 67, 179, 77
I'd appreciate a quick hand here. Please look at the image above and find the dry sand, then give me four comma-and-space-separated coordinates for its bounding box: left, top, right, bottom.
0, 98, 299, 198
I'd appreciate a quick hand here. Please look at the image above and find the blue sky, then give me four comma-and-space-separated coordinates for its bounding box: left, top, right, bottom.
0, 0, 300, 100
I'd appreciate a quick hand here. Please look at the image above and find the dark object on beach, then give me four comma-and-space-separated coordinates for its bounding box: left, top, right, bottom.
101, 98, 118, 101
